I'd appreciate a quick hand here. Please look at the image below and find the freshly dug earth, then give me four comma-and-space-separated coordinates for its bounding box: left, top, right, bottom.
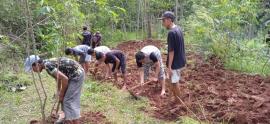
93, 39, 270, 123
79, 111, 110, 124
32, 111, 109, 124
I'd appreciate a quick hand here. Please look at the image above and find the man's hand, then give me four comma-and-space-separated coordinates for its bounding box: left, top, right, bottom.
94, 68, 98, 74
53, 71, 68, 103
113, 70, 118, 75
166, 68, 172, 77
105, 73, 112, 79
150, 77, 158, 82
105, 73, 109, 79
53, 91, 60, 99
140, 80, 144, 86
59, 95, 64, 103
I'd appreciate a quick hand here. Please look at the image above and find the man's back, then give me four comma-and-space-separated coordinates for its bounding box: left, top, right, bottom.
74, 45, 90, 53
94, 46, 111, 54
141, 45, 160, 56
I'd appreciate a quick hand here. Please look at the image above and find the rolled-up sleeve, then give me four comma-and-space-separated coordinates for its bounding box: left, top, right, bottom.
45, 62, 57, 75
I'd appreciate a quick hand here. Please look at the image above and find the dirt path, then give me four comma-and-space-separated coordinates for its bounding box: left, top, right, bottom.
94, 39, 270, 123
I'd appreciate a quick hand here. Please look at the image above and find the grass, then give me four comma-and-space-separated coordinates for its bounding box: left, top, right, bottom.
0, 36, 202, 124
0, 71, 202, 124
0, 72, 56, 124
81, 78, 165, 124
221, 40, 270, 76
103, 31, 145, 48
185, 32, 270, 77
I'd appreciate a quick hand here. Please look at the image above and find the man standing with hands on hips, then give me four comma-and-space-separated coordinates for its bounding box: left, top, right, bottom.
159, 11, 186, 103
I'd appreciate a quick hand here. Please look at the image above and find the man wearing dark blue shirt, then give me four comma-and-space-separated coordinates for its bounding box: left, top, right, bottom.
95, 50, 127, 89
81, 26, 92, 46
159, 11, 186, 103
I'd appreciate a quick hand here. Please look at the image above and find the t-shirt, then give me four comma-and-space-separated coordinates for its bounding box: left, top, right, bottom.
43, 57, 83, 79
104, 50, 125, 72
73, 45, 91, 62
74, 45, 90, 54
94, 46, 111, 54
137, 45, 161, 67
166, 25, 186, 69
82, 31, 92, 46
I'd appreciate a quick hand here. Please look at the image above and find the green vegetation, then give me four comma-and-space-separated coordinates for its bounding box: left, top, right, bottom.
0, 73, 56, 123
0, 0, 270, 123
1, 0, 269, 75
184, 0, 270, 76
0, 73, 202, 123
81, 79, 164, 123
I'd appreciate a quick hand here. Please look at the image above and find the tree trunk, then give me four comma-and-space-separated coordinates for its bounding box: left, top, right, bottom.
180, 0, 184, 19
146, 0, 152, 38
141, 0, 145, 38
25, 0, 47, 122
136, 0, 140, 39
178, 0, 184, 25
121, 1, 127, 39
175, 0, 178, 23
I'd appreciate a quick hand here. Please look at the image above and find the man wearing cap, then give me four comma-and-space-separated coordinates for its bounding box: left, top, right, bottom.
65, 45, 91, 74
159, 11, 186, 103
95, 50, 127, 89
80, 26, 92, 46
24, 55, 85, 124
135, 45, 166, 96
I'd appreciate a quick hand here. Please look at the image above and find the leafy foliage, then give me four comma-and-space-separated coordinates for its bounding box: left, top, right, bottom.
0, 0, 269, 75
184, 0, 270, 75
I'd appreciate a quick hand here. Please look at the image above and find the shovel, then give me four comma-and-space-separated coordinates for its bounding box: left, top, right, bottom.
54, 102, 64, 124
50, 99, 58, 118
128, 80, 154, 100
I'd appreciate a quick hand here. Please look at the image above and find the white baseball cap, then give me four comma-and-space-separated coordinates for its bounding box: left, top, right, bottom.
24, 55, 40, 72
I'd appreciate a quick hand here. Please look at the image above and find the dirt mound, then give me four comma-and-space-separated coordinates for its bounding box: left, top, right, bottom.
79, 111, 110, 124
31, 111, 109, 124
92, 39, 270, 123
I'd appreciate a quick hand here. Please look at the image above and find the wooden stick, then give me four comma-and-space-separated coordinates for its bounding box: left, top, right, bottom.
128, 80, 153, 91
240, 92, 265, 101
176, 96, 202, 122
50, 100, 57, 117
55, 102, 61, 114
127, 80, 154, 100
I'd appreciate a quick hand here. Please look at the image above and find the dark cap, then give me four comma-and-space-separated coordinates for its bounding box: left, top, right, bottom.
135, 51, 145, 61
87, 48, 95, 55
135, 51, 145, 67
158, 11, 175, 22
65, 48, 73, 55
83, 26, 87, 30
95, 52, 104, 60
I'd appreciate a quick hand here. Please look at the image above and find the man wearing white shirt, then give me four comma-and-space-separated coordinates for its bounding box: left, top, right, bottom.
135, 45, 166, 96
88, 46, 112, 76
65, 45, 91, 74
